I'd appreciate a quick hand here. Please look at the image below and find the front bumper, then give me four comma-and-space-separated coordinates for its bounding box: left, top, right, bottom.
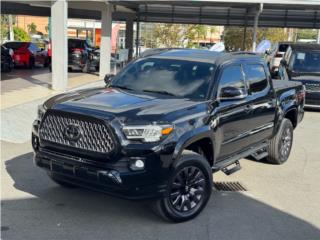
34, 148, 167, 200
32, 119, 170, 200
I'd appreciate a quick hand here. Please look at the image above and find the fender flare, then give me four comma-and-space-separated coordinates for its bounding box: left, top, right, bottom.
171, 126, 214, 168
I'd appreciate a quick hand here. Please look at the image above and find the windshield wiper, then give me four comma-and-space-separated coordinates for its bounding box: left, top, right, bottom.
142, 89, 176, 96
110, 85, 133, 91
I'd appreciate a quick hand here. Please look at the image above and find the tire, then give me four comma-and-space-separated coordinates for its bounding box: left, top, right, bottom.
28, 58, 35, 69
152, 150, 212, 222
82, 61, 90, 73
266, 118, 293, 165
47, 172, 77, 188
44, 58, 50, 68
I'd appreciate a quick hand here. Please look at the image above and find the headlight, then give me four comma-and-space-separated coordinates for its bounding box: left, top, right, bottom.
37, 105, 46, 120
123, 125, 173, 142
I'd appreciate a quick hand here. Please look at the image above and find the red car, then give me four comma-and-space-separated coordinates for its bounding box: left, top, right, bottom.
3, 41, 49, 68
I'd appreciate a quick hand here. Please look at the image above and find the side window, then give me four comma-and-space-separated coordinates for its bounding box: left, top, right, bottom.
244, 64, 269, 94
218, 65, 246, 97
28, 44, 39, 52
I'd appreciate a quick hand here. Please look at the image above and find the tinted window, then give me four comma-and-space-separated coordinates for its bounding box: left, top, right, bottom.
111, 58, 215, 100
290, 51, 320, 73
279, 44, 289, 52
68, 39, 85, 49
28, 43, 39, 52
244, 64, 268, 94
218, 65, 246, 96
3, 42, 26, 50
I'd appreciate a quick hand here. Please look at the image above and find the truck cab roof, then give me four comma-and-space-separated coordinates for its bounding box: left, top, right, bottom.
142, 49, 264, 65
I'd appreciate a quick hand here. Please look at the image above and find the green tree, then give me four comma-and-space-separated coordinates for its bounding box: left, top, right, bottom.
0, 15, 9, 42
152, 23, 216, 48
13, 27, 31, 41
224, 27, 288, 51
154, 24, 183, 47
27, 22, 37, 34
297, 29, 318, 40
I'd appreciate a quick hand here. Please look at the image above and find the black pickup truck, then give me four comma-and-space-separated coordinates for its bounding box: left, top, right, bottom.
32, 50, 305, 222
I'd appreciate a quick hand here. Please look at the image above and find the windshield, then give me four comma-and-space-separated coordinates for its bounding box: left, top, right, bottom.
278, 44, 289, 52
111, 58, 215, 100
291, 51, 320, 73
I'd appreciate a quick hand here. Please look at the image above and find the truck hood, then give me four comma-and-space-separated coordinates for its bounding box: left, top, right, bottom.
44, 87, 205, 123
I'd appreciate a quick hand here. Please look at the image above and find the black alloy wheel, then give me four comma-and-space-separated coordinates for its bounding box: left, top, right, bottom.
152, 150, 212, 222
266, 118, 293, 164
279, 126, 292, 161
169, 166, 206, 213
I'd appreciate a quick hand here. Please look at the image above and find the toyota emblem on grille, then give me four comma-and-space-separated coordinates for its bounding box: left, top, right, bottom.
64, 124, 82, 141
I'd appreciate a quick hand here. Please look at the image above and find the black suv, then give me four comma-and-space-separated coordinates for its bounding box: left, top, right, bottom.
68, 38, 98, 72
32, 50, 304, 222
279, 43, 320, 108
1, 45, 14, 72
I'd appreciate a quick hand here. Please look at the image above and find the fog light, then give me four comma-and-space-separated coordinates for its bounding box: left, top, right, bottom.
129, 158, 145, 171
135, 160, 144, 168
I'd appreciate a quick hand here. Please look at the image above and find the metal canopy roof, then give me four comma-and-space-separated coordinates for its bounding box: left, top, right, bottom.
2, 0, 320, 28
110, 0, 320, 28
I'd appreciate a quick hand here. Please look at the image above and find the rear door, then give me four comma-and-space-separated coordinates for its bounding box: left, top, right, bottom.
243, 63, 276, 144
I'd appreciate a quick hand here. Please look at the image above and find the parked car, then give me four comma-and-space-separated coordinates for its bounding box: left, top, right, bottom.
266, 41, 291, 76
93, 50, 124, 72
68, 38, 98, 72
278, 43, 320, 109
1, 45, 14, 72
3, 41, 49, 68
32, 50, 304, 222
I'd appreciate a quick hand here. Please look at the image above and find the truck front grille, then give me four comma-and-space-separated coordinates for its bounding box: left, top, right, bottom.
305, 83, 320, 92
39, 111, 116, 154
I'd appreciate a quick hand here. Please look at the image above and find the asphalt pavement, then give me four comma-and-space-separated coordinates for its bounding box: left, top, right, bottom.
1, 110, 320, 240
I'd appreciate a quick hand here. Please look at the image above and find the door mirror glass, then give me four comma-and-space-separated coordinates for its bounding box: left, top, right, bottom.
220, 86, 247, 100
104, 74, 115, 85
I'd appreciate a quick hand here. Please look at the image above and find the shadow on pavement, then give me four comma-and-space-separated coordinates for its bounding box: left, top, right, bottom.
2, 152, 320, 240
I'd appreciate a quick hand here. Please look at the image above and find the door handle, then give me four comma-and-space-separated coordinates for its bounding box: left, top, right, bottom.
252, 102, 273, 110
244, 104, 253, 113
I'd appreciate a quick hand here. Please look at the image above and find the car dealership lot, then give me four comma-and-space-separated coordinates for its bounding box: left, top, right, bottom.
1, 110, 320, 240
1, 67, 96, 95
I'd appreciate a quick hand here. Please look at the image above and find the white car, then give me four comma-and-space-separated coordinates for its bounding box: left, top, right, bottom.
266, 42, 291, 75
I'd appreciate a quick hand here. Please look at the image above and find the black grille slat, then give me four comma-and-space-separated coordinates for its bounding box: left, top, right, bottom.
39, 112, 115, 154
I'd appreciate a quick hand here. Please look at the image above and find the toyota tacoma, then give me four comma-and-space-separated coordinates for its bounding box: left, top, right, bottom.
32, 49, 305, 222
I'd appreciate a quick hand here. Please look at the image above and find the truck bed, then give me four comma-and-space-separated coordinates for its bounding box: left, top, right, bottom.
272, 79, 302, 91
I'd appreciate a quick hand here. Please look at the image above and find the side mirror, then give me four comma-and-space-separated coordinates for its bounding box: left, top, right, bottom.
220, 86, 247, 101
104, 74, 115, 85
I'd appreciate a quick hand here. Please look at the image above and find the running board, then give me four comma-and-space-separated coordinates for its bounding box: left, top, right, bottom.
213, 142, 269, 173
251, 147, 268, 161
221, 161, 241, 175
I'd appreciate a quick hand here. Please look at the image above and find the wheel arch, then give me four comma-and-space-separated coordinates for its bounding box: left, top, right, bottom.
284, 107, 298, 128
172, 127, 215, 168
